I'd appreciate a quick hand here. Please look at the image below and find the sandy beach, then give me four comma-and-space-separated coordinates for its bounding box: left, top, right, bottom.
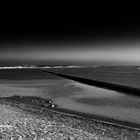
0, 68, 140, 139
1, 68, 140, 126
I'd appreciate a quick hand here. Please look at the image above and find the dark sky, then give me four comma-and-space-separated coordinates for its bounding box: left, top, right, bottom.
1, 15, 140, 66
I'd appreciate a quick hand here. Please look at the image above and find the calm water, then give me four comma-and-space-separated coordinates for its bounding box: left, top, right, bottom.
0, 68, 140, 124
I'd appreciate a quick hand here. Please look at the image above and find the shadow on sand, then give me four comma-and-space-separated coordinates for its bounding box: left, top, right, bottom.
42, 70, 140, 97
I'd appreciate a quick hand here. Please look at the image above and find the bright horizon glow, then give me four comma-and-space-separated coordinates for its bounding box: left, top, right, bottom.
0, 42, 140, 65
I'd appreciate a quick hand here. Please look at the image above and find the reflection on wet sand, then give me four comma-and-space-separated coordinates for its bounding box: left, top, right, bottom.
75, 96, 140, 109
1, 69, 140, 124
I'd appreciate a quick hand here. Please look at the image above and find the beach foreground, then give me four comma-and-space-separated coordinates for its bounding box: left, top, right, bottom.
2, 68, 140, 125
1, 68, 140, 139
0, 99, 140, 140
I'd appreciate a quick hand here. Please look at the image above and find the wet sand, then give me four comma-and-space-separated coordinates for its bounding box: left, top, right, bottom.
1, 68, 140, 128
48, 66, 140, 88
